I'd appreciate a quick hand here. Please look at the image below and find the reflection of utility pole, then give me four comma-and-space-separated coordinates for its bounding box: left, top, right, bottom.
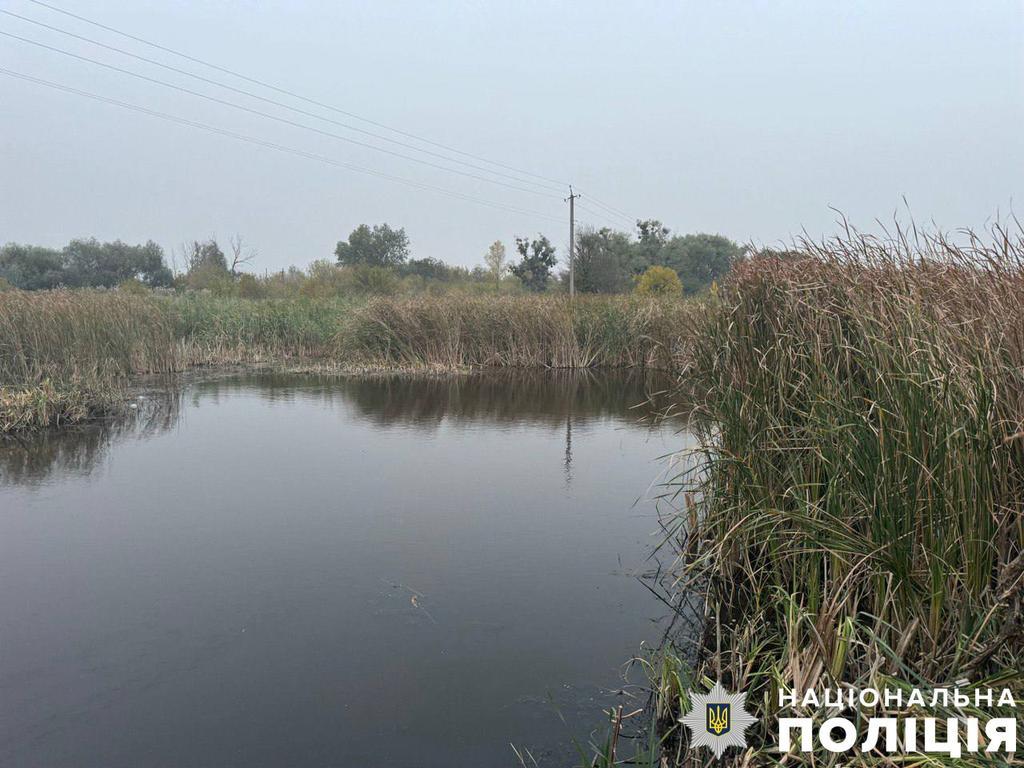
564, 412, 573, 486
566, 186, 580, 298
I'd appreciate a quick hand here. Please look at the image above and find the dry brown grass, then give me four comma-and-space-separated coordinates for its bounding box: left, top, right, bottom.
0, 290, 694, 430
0, 290, 179, 386
343, 294, 694, 370
653, 222, 1024, 765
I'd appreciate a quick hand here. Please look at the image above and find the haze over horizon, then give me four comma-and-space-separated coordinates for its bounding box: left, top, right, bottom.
1, 0, 1021, 273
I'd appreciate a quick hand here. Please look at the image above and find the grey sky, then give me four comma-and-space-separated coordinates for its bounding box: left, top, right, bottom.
1, 1, 1021, 273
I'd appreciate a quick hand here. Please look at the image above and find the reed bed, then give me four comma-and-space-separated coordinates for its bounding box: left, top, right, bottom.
0, 290, 179, 386
0, 290, 179, 429
167, 294, 350, 365
0, 381, 99, 431
654, 225, 1024, 766
343, 294, 692, 369
0, 290, 689, 430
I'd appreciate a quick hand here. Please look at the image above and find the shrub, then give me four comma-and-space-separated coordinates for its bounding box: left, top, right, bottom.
633, 265, 682, 296
337, 264, 400, 296
117, 278, 149, 295
298, 260, 347, 299
236, 273, 266, 299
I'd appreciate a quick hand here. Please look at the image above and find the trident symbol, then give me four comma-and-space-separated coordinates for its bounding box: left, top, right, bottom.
707, 704, 730, 735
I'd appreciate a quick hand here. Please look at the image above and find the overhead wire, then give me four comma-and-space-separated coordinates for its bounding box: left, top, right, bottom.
575, 202, 633, 231
0, 29, 561, 200
0, 66, 566, 225
7, 1, 644, 233
575, 191, 637, 227
23, 0, 570, 188
0, 8, 566, 195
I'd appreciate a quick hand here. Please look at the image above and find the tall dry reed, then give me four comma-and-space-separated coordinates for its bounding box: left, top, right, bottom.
661, 224, 1024, 765
0, 291, 690, 430
0, 290, 179, 386
343, 294, 692, 370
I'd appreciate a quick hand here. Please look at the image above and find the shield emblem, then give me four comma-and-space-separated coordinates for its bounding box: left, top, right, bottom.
706, 703, 730, 735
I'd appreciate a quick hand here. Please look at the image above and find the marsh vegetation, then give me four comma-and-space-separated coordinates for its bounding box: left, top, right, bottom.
622, 224, 1024, 767
0, 291, 692, 430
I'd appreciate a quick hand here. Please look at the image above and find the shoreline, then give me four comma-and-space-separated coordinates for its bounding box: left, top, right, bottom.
1, 357, 679, 433
1, 291, 692, 433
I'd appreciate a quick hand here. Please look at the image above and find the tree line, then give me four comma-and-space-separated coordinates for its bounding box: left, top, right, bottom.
0, 239, 172, 290
1, 220, 742, 297
332, 220, 742, 295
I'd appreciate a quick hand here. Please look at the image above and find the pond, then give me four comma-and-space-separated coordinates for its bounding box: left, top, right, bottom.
0, 371, 684, 767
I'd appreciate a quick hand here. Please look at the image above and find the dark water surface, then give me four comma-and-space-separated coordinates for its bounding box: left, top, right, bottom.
0, 372, 681, 768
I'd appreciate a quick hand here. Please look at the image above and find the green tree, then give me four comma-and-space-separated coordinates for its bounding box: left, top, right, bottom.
184, 238, 228, 273
335, 223, 410, 267
184, 238, 232, 291
399, 257, 462, 282
64, 238, 172, 288
0, 239, 173, 289
0, 244, 65, 289
630, 219, 670, 274
484, 240, 506, 290
634, 265, 683, 296
296, 259, 346, 298
574, 227, 632, 293
661, 233, 742, 294
757, 247, 803, 262
510, 235, 556, 292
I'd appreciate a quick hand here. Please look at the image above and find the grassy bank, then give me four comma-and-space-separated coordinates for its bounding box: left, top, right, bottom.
639, 226, 1024, 766
0, 291, 690, 430
0, 291, 178, 429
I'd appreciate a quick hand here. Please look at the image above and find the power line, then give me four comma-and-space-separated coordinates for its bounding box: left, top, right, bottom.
579, 191, 636, 224
23, 0, 569, 188
0, 8, 565, 195
575, 192, 637, 227
575, 201, 633, 231
0, 29, 562, 200
15, 0, 642, 234
0, 67, 565, 225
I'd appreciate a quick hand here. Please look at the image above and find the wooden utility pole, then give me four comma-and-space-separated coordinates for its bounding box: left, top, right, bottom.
566, 186, 580, 298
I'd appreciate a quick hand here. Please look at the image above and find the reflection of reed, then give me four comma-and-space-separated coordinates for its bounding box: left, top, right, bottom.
1, 371, 675, 485
0, 390, 181, 486
313, 369, 672, 429
184, 369, 674, 429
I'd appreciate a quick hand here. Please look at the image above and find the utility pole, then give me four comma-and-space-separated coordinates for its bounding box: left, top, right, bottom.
566, 186, 580, 298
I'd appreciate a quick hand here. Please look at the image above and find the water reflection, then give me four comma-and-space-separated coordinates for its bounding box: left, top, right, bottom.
320, 369, 670, 428
1, 370, 671, 486
0, 370, 677, 768
0, 393, 181, 487
179, 368, 670, 427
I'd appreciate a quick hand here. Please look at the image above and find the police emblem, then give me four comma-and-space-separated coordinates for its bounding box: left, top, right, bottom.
680, 680, 756, 758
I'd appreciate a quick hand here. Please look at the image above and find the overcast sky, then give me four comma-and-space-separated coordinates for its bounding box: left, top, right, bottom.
1, 1, 1021, 272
